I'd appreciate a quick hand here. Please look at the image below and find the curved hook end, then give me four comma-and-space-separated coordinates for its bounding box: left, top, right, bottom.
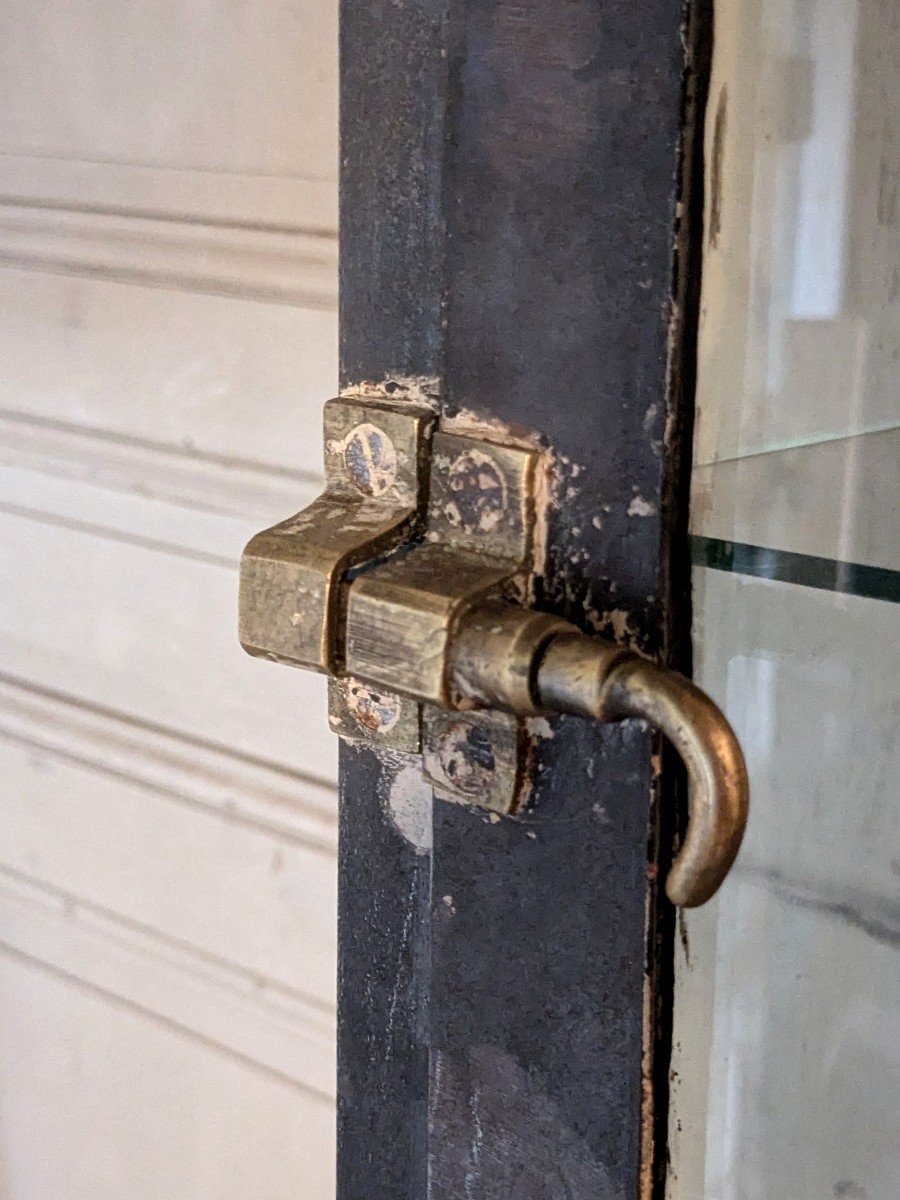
605, 659, 749, 907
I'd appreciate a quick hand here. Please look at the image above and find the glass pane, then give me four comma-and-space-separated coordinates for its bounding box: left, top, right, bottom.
670, 1, 900, 1198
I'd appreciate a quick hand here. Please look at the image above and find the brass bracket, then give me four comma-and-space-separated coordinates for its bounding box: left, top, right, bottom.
239, 395, 547, 811
344, 429, 547, 811
239, 396, 434, 675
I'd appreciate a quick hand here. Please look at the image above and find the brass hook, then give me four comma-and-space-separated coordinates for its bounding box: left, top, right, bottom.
451, 604, 749, 907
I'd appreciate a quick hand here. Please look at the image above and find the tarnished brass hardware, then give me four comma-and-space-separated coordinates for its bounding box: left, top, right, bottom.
239, 397, 434, 673
449, 601, 749, 906
422, 707, 525, 815
341, 430, 544, 812
239, 400, 748, 903
344, 433, 540, 705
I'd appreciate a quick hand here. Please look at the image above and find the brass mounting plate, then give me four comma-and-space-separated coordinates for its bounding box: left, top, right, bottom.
239, 395, 548, 815
342, 428, 544, 812
239, 397, 434, 674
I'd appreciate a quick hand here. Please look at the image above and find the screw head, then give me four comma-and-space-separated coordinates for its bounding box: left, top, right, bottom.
436, 719, 497, 794
343, 423, 398, 496
346, 681, 402, 733
445, 449, 506, 533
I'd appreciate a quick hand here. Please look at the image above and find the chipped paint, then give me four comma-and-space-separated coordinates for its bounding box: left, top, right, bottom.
530, 446, 556, 596
584, 603, 640, 645
437, 720, 497, 794
528, 716, 554, 740
340, 374, 441, 409
440, 405, 545, 448
643, 401, 661, 432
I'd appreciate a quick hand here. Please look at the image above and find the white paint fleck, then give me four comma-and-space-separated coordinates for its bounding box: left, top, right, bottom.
607, 609, 632, 639
592, 801, 610, 825
384, 871, 419, 1063
528, 717, 554, 740
591, 514, 603, 530
627, 492, 657, 517
386, 762, 433, 852
464, 1085, 485, 1200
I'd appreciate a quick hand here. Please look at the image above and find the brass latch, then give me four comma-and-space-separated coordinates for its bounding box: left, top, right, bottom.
240, 396, 748, 906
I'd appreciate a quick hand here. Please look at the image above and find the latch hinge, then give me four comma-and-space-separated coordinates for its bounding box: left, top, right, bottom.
239, 394, 749, 904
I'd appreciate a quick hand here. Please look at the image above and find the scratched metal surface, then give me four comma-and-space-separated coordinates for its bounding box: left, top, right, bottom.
338, 0, 694, 1196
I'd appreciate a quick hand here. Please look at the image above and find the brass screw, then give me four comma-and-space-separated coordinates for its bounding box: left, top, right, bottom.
343, 423, 397, 496
436, 718, 497, 794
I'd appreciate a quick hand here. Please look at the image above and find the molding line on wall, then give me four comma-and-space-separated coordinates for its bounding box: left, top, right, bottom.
0, 673, 338, 853
0, 409, 322, 565
0, 153, 339, 231
0, 408, 320, 523
0, 200, 339, 309
0, 863, 335, 1099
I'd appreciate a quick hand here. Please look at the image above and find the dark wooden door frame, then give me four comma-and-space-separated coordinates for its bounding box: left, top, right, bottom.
337, 2, 711, 1196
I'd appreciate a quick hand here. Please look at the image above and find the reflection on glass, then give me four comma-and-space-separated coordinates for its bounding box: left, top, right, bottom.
672, 1, 900, 1198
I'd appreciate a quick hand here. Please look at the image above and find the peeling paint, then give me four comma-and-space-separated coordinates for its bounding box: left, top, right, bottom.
441, 405, 545, 448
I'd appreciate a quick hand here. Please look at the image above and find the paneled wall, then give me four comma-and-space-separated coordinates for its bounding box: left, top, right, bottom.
0, 4, 340, 1195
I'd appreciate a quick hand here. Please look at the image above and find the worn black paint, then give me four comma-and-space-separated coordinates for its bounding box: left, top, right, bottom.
337, 746, 431, 1198
338, 3, 446, 1194
339, 0, 696, 1196
339, 0, 448, 383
